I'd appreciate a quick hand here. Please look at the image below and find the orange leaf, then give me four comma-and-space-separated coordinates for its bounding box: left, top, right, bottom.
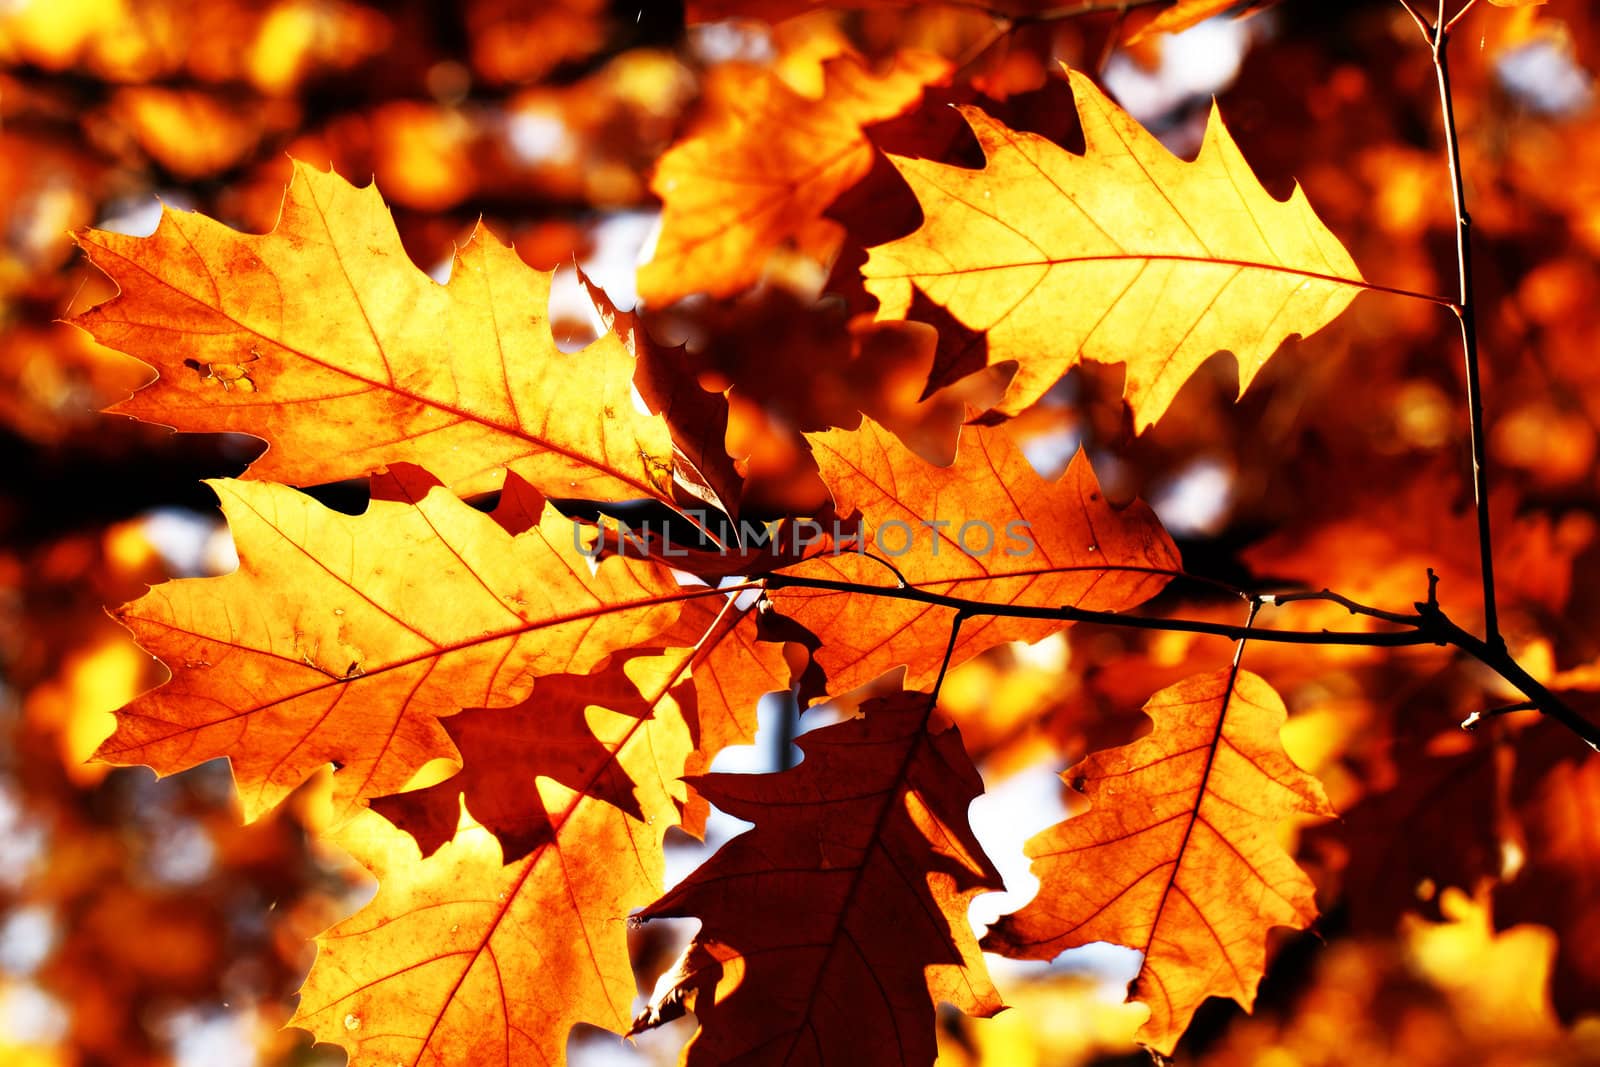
584, 270, 745, 525
638, 50, 948, 304
294, 657, 694, 1065
373, 592, 795, 853
769, 418, 1178, 695
983, 667, 1335, 1055
73, 162, 673, 500
1125, 1, 1270, 45
633, 692, 1003, 1065
662, 595, 804, 794
102, 474, 689, 820
862, 68, 1366, 427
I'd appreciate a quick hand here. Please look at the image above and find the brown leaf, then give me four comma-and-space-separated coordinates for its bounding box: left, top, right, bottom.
634, 691, 1003, 1066
583, 270, 745, 525
1305, 729, 1507, 933
1125, 1, 1277, 45
373, 592, 794, 852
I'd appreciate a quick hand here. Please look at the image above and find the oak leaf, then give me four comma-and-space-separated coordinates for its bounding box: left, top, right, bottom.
294, 660, 693, 1067
633, 691, 1004, 1066
373, 591, 795, 853
862, 68, 1367, 426
102, 473, 687, 819
583, 271, 744, 525
983, 667, 1335, 1055
73, 162, 674, 501
768, 417, 1178, 695
638, 49, 948, 304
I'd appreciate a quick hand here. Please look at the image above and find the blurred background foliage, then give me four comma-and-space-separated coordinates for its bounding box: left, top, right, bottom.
4, 0, 1600, 1063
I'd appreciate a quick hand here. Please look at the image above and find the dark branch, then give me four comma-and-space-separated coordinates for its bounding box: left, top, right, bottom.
1433, 7, 1503, 651
761, 570, 1600, 751
763, 572, 1436, 648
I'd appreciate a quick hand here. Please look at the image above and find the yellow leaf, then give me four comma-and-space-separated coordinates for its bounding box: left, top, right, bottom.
863, 68, 1367, 428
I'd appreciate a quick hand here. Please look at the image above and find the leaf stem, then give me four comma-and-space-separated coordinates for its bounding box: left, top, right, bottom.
1433, 9, 1503, 651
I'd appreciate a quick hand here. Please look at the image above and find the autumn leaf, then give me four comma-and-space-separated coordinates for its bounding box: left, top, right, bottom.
373, 591, 795, 853
1194, 890, 1580, 1067
19, 4, 1600, 1065
633, 691, 1004, 1066
661, 595, 808, 794
108, 87, 293, 179
768, 417, 1178, 695
101, 471, 690, 819
863, 68, 1368, 427
983, 667, 1335, 1055
638, 49, 948, 304
293, 659, 693, 1067
1125, 1, 1276, 44
583, 270, 745, 525
72, 162, 675, 501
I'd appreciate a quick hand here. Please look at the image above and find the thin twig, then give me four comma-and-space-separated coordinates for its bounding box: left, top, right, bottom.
858, 550, 912, 588
1461, 700, 1537, 732
761, 570, 1600, 750
764, 572, 1434, 647
1431, 11, 1503, 651
1395, 0, 1434, 40
1442, 0, 1482, 35
1261, 588, 1420, 627
1422, 605, 1600, 750
1235, 597, 1262, 665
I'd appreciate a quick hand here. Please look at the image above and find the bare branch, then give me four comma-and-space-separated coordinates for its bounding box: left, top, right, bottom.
1442, 0, 1483, 35
1260, 588, 1419, 627
1395, 0, 1434, 40
1430, 11, 1504, 651
763, 572, 1434, 648
1461, 700, 1538, 732
761, 570, 1600, 751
